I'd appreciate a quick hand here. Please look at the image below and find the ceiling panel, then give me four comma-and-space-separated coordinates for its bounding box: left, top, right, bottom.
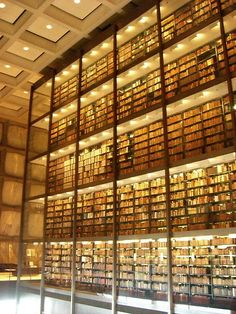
27, 16, 70, 43
0, 0, 25, 24
0, 83, 6, 91
0, 102, 21, 111
52, 0, 102, 20
0, 0, 132, 123
6, 41, 44, 61
12, 89, 30, 99
0, 61, 22, 77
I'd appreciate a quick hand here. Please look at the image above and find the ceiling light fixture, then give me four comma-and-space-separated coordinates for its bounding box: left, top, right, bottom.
74, 0, 80, 3
139, 16, 148, 24
46, 24, 53, 30
23, 46, 29, 51
90, 50, 97, 56
5, 64, 11, 68
126, 25, 134, 32
101, 42, 109, 49
0, 2, 6, 9
71, 64, 78, 69
23, 91, 28, 94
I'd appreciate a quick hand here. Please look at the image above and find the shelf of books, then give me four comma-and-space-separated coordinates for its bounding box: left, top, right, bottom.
17, 1, 236, 314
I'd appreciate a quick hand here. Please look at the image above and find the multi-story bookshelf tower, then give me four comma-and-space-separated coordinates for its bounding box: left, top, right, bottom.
17, 0, 236, 314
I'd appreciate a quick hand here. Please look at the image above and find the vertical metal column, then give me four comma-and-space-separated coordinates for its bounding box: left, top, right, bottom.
112, 26, 119, 314
216, 0, 236, 150
71, 53, 83, 314
40, 72, 56, 314
156, 1, 174, 313
15, 85, 34, 314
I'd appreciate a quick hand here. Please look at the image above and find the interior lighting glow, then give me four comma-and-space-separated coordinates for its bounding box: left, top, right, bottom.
139, 16, 148, 24
126, 25, 134, 32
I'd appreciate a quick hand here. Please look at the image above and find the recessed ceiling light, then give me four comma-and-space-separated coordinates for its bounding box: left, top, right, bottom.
5, 64, 11, 68
62, 71, 69, 76
126, 25, 135, 32
90, 50, 97, 56
23, 46, 29, 51
74, 0, 80, 3
101, 42, 109, 49
46, 24, 53, 30
0, 3, 6, 9
71, 64, 78, 69
23, 91, 28, 94
139, 16, 148, 24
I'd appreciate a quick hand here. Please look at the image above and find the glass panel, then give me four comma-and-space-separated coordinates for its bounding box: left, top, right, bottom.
31, 79, 52, 121
82, 36, 113, 92
44, 296, 71, 314
17, 291, 40, 314
53, 59, 80, 110
75, 241, 113, 296
28, 118, 49, 160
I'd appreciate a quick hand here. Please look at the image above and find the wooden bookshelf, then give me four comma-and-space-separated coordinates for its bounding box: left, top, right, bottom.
168, 95, 234, 162
45, 197, 74, 239
162, 0, 219, 44
117, 240, 168, 300
81, 52, 113, 91
80, 93, 114, 137
170, 160, 236, 232
45, 242, 72, 287
50, 112, 77, 149
76, 189, 113, 237
118, 24, 158, 70
53, 75, 78, 109
76, 241, 113, 292
78, 139, 113, 186
172, 235, 236, 306
48, 154, 75, 194
118, 69, 162, 120
117, 177, 167, 236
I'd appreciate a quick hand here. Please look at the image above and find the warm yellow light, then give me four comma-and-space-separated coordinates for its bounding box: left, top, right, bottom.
90, 50, 98, 56
175, 44, 184, 50
142, 62, 150, 69
126, 25, 134, 32
101, 42, 109, 49
139, 16, 148, 24
71, 64, 78, 69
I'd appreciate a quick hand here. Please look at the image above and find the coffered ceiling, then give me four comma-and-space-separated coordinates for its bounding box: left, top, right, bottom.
0, 0, 131, 124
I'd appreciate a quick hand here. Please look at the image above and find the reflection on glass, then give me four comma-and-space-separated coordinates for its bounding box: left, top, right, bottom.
31, 79, 52, 121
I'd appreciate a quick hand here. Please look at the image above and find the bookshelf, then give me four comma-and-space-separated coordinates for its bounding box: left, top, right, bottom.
18, 1, 236, 314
